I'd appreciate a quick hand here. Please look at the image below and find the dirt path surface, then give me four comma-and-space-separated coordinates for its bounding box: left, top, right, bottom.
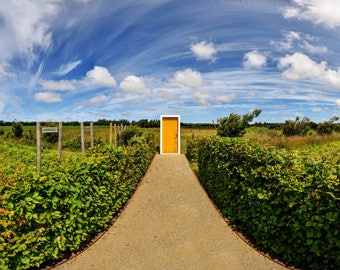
54, 154, 289, 270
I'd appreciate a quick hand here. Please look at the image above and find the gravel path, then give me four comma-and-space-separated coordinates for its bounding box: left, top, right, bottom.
54, 154, 289, 270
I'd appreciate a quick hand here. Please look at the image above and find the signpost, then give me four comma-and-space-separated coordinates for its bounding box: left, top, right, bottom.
42, 127, 58, 133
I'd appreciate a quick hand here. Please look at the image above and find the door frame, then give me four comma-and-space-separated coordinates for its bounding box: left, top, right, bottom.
160, 115, 180, 155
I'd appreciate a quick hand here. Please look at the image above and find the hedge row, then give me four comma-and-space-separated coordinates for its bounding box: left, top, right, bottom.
190, 136, 339, 270
0, 135, 155, 269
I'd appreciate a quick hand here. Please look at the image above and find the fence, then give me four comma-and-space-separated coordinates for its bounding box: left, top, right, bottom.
36, 122, 124, 173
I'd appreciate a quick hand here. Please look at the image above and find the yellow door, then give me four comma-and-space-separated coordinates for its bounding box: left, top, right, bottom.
162, 117, 178, 153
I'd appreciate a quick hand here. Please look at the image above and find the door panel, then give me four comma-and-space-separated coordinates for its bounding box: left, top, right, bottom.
162, 117, 178, 153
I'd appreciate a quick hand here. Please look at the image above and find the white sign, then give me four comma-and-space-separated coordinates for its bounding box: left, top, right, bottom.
42, 127, 58, 133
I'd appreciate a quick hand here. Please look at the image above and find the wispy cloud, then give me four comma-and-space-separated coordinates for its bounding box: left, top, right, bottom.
79, 93, 109, 107
35, 92, 62, 103
0, 1, 58, 65
40, 80, 76, 91
270, 31, 327, 54
54, 60, 82, 76
0, 62, 15, 80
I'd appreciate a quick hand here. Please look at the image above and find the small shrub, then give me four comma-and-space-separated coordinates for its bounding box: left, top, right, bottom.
283, 116, 310, 136
11, 120, 23, 139
217, 109, 262, 137
118, 125, 143, 146
0, 127, 4, 136
317, 116, 339, 135
23, 130, 35, 145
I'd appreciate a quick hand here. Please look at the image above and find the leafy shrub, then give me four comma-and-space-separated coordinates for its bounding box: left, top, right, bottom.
317, 116, 339, 135
196, 136, 340, 270
63, 136, 87, 151
217, 109, 261, 137
23, 130, 35, 145
186, 135, 201, 163
118, 125, 143, 146
283, 116, 310, 136
11, 120, 24, 139
0, 135, 155, 269
0, 128, 4, 136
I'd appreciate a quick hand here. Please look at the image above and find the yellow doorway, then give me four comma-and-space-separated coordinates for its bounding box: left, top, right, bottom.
160, 115, 180, 154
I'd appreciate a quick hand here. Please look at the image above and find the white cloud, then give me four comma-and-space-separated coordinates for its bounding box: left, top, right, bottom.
0, 62, 15, 80
40, 80, 76, 91
190, 41, 217, 62
282, 0, 340, 28
35, 92, 62, 103
300, 40, 327, 54
194, 92, 236, 105
0, 1, 59, 65
82, 66, 117, 88
243, 50, 267, 69
278, 52, 340, 88
119, 75, 150, 94
270, 31, 327, 54
194, 93, 211, 106
79, 94, 108, 107
173, 68, 206, 88
54, 60, 82, 76
336, 99, 340, 107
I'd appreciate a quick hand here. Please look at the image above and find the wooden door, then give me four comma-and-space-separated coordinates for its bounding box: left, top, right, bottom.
161, 116, 179, 154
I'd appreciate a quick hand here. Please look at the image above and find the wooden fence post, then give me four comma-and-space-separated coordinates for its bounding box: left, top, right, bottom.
81, 122, 85, 156
58, 122, 62, 160
36, 122, 41, 173
90, 122, 94, 150
109, 122, 112, 146
114, 123, 117, 147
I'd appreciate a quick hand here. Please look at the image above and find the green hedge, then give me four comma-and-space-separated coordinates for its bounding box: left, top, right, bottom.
192, 136, 339, 270
0, 136, 155, 269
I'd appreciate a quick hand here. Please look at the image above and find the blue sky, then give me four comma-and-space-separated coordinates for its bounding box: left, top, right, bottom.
0, 0, 340, 123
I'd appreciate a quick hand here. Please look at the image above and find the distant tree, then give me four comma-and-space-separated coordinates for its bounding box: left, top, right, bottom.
282, 116, 310, 137
11, 120, 24, 139
137, 119, 149, 128
317, 115, 339, 135
149, 119, 160, 128
217, 109, 262, 137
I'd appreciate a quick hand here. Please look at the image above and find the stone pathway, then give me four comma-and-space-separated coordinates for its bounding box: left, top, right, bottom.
54, 154, 290, 270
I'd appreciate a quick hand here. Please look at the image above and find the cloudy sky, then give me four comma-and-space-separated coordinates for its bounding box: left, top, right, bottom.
1, 0, 340, 123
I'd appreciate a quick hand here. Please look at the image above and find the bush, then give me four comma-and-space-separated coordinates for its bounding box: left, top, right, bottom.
196, 136, 340, 270
11, 120, 23, 139
317, 116, 339, 135
283, 116, 310, 136
118, 125, 143, 146
217, 109, 261, 137
0, 134, 156, 269
23, 130, 35, 145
